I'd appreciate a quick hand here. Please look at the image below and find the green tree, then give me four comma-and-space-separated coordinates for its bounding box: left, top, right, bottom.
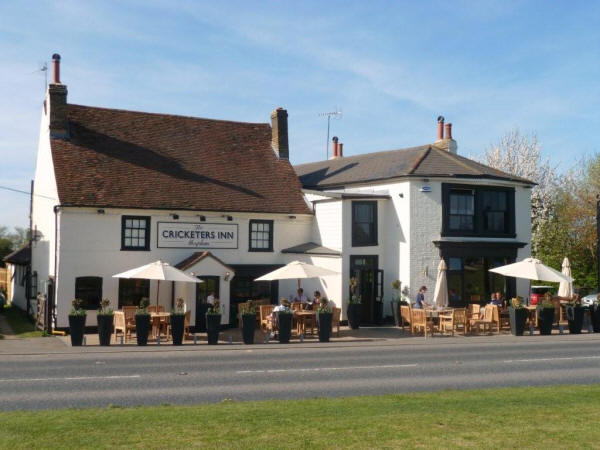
0, 226, 29, 267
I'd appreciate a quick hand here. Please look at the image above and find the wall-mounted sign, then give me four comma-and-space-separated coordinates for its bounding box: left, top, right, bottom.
157, 222, 238, 249
420, 186, 432, 193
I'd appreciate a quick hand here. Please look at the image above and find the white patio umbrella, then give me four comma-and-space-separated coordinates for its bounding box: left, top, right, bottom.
489, 258, 573, 283
557, 257, 574, 298
254, 261, 339, 289
113, 260, 203, 308
432, 259, 448, 308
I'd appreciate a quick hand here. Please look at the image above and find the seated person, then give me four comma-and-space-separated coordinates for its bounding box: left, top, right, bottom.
489, 292, 503, 307
414, 286, 429, 309
292, 288, 309, 304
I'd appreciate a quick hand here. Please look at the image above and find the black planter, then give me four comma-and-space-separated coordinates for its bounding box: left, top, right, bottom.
537, 307, 555, 335
97, 314, 114, 346
566, 306, 584, 334
171, 314, 185, 345
278, 313, 293, 343
373, 302, 383, 325
318, 312, 333, 342
391, 301, 401, 327
347, 303, 361, 330
509, 307, 527, 336
591, 305, 600, 333
135, 314, 151, 346
68, 314, 86, 346
206, 314, 221, 345
196, 303, 209, 332
242, 314, 256, 344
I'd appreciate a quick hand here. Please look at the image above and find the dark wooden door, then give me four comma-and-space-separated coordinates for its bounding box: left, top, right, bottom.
350, 255, 379, 324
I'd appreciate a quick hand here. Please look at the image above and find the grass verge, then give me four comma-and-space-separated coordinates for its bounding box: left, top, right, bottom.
0, 305, 45, 338
1, 385, 600, 448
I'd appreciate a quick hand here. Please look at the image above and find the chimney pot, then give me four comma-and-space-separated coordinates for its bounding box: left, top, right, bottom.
436, 116, 445, 141
445, 123, 452, 140
331, 136, 339, 158
270, 108, 289, 159
337, 142, 343, 158
52, 53, 61, 84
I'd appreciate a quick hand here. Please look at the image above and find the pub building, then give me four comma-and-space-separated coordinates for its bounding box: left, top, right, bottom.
28, 54, 533, 330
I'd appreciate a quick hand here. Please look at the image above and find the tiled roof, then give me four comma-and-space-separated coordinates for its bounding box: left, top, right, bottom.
281, 242, 341, 256
294, 145, 534, 188
3, 244, 30, 265
175, 251, 234, 272
50, 105, 311, 215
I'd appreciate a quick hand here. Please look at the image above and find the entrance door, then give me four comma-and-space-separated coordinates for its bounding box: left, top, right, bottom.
196, 276, 219, 329
350, 255, 379, 324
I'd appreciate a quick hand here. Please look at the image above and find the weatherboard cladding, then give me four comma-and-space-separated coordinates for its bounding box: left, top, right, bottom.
294, 145, 534, 188
49, 104, 311, 215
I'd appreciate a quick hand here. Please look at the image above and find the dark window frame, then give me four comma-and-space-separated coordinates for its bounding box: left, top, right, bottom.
442, 184, 515, 238
74, 276, 103, 310
352, 201, 378, 247
248, 219, 274, 252
121, 215, 151, 251
118, 278, 150, 308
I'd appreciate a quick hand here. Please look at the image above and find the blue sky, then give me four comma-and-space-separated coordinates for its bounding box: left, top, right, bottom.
1, 1, 599, 229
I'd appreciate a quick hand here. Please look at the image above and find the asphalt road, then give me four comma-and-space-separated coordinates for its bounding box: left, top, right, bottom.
1, 336, 600, 411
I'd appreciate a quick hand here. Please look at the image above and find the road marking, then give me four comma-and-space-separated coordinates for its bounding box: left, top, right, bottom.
237, 364, 418, 374
504, 356, 600, 363
0, 375, 141, 382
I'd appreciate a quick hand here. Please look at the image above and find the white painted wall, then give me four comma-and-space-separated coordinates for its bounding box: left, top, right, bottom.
54, 208, 314, 327
31, 94, 61, 317
7, 264, 27, 310
312, 200, 343, 251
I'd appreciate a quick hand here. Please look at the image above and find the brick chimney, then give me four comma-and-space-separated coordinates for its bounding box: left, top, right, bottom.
270, 107, 289, 159
47, 53, 69, 138
330, 136, 339, 159
433, 116, 457, 154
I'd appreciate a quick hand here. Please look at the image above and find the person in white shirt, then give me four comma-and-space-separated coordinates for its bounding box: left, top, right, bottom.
206, 291, 217, 305
292, 288, 309, 304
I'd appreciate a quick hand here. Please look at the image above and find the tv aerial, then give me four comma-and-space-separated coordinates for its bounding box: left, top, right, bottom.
30, 61, 48, 91
319, 107, 342, 159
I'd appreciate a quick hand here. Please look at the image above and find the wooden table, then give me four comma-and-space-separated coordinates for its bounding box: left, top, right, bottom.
294, 310, 316, 335
150, 312, 170, 340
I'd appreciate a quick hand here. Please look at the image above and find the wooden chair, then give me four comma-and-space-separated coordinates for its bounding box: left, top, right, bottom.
148, 305, 165, 313
439, 308, 468, 336
468, 304, 481, 320
411, 309, 434, 338
259, 305, 275, 332
291, 302, 303, 311
470, 295, 481, 303
113, 311, 134, 343
332, 308, 341, 337
400, 305, 413, 334
470, 305, 494, 334
183, 310, 191, 340
491, 306, 509, 334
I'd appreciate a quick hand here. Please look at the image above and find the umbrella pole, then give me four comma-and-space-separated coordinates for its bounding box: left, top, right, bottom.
157, 280, 160, 309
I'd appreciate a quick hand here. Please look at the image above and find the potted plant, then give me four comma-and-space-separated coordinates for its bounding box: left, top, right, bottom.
317, 298, 333, 342
590, 295, 600, 333
135, 298, 151, 346
97, 298, 114, 346
347, 277, 362, 329
241, 301, 256, 345
206, 300, 222, 345
537, 293, 555, 335
508, 296, 527, 336
68, 298, 86, 346
565, 295, 584, 334
171, 298, 186, 345
277, 300, 293, 344
390, 280, 402, 327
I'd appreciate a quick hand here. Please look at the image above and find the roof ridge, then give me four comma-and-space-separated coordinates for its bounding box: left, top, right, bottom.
407, 146, 431, 174
68, 103, 270, 127
294, 144, 429, 167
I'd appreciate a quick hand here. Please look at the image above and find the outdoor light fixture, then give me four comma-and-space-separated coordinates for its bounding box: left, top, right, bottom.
399, 193, 404, 198
224, 271, 231, 281
170, 213, 179, 220
97, 209, 105, 214
199, 215, 206, 222
288, 215, 296, 219
221, 215, 233, 221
